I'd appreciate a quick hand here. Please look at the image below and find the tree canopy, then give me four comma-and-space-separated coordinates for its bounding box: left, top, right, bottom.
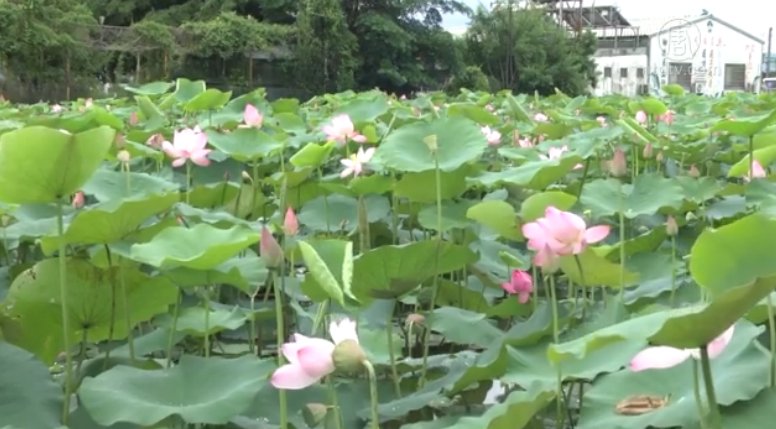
0, 0, 600, 101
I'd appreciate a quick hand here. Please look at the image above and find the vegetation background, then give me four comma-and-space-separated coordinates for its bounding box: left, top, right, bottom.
0, 0, 596, 102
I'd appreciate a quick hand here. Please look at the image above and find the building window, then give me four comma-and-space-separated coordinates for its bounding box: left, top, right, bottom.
668, 62, 692, 91
724, 64, 746, 90
620, 68, 628, 78
604, 67, 612, 78
636, 68, 645, 78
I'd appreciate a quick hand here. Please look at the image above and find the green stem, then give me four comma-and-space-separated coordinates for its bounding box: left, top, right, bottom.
749, 135, 755, 181
418, 151, 443, 388
166, 289, 181, 368
56, 199, 73, 424
693, 359, 709, 429
327, 376, 344, 429
311, 300, 329, 337
203, 287, 211, 358
387, 302, 402, 398
103, 246, 117, 369
249, 288, 257, 355
574, 254, 587, 319
185, 161, 192, 205
700, 346, 722, 429
670, 235, 677, 307
617, 187, 627, 304
548, 274, 564, 428
273, 270, 288, 429
119, 261, 135, 362
364, 360, 380, 429
767, 294, 776, 387
576, 158, 591, 199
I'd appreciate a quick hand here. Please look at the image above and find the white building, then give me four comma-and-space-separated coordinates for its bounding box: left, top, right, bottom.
591, 11, 765, 96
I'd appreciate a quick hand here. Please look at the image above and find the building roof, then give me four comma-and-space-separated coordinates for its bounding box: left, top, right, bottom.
649, 13, 765, 44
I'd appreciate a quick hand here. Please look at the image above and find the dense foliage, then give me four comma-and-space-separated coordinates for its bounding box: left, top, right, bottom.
0, 0, 599, 101
2, 81, 776, 429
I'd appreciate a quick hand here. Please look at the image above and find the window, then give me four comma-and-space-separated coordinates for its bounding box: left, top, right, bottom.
604, 67, 612, 78
668, 62, 692, 90
636, 68, 645, 78
620, 67, 628, 78
724, 64, 746, 90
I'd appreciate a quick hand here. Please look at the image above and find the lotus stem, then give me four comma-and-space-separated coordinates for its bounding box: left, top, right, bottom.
364, 360, 381, 429
56, 199, 73, 424
119, 261, 135, 361
699, 346, 722, 429
327, 376, 344, 429
767, 295, 776, 387
418, 151, 443, 388
166, 289, 181, 368
576, 158, 591, 199
203, 287, 211, 358
249, 288, 257, 355
749, 135, 755, 183
670, 235, 677, 307
692, 359, 709, 429
272, 270, 289, 429
617, 184, 627, 304
387, 302, 402, 398
185, 161, 192, 205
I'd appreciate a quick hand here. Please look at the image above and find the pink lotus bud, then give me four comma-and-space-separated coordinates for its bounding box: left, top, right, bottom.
635, 110, 647, 124
609, 148, 627, 177
501, 270, 533, 304
643, 142, 654, 159
597, 116, 607, 127
71, 191, 85, 209
534, 113, 548, 122
283, 207, 299, 236
129, 111, 139, 126
260, 226, 284, 268
243, 104, 263, 128
405, 313, 425, 326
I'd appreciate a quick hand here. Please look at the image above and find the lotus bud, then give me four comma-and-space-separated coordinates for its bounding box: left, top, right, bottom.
71, 191, 85, 209
635, 110, 647, 124
260, 226, 284, 268
283, 207, 299, 236
117, 150, 131, 163
642, 142, 654, 159
332, 339, 367, 374
689, 164, 700, 178
597, 116, 607, 127
302, 403, 328, 428
666, 216, 679, 236
129, 111, 139, 126
609, 147, 627, 177
406, 313, 425, 327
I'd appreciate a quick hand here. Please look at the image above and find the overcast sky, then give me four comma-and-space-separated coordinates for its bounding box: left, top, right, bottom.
443, 0, 775, 43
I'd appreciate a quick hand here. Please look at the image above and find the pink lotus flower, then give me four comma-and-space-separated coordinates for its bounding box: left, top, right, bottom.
521, 206, 610, 268
51, 104, 63, 113
540, 146, 569, 161
517, 137, 535, 148
657, 110, 675, 125
146, 133, 164, 149
271, 319, 359, 390
635, 110, 647, 124
501, 270, 533, 304
534, 113, 548, 122
630, 325, 735, 372
260, 226, 284, 268
71, 191, 85, 209
323, 114, 367, 145
283, 207, 299, 236
340, 147, 375, 178
481, 126, 502, 146
162, 127, 211, 167
243, 104, 263, 128
745, 160, 767, 182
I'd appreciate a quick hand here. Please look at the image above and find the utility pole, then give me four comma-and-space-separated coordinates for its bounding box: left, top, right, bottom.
766, 27, 773, 78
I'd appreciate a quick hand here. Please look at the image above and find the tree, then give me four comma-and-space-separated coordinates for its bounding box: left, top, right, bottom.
294, 0, 359, 94
341, 0, 471, 94
465, 5, 597, 96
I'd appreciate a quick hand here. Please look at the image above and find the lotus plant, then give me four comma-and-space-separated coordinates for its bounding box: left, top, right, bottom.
340, 146, 375, 178
162, 127, 211, 167
629, 325, 735, 372
481, 126, 502, 146
242, 104, 263, 128
522, 206, 610, 269
323, 114, 367, 145
501, 270, 533, 304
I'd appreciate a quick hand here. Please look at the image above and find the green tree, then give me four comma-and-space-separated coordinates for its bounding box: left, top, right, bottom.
294, 0, 359, 94
342, 0, 471, 93
465, 5, 597, 96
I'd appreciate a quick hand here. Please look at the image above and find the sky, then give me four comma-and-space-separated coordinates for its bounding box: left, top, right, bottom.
442, 0, 775, 45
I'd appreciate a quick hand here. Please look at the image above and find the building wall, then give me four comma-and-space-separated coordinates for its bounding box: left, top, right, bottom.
592, 49, 649, 96
649, 17, 764, 96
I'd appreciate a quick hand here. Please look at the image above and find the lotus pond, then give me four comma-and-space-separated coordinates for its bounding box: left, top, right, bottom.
2, 80, 776, 429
